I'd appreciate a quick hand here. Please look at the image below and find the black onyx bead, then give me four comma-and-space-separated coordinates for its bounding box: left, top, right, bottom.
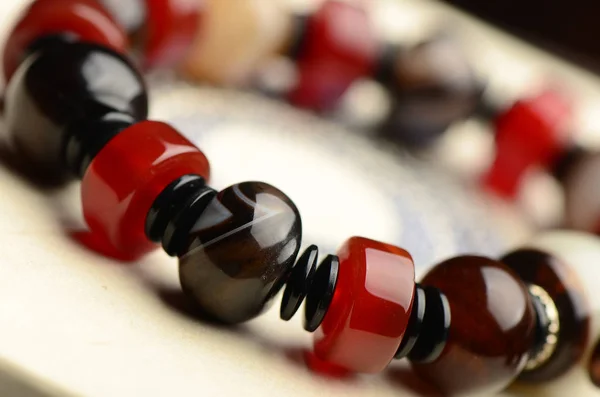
178, 182, 302, 324
304, 254, 339, 332
280, 244, 318, 321
4, 39, 148, 179
145, 174, 209, 243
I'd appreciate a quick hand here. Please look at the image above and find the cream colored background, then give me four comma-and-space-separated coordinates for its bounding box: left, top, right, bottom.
0, 0, 599, 396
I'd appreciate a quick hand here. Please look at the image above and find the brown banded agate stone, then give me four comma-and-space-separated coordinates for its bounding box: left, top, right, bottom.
501, 248, 590, 381
411, 256, 536, 396
178, 182, 302, 324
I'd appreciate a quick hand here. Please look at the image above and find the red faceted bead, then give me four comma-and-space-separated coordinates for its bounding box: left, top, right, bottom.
81, 121, 210, 259
142, 0, 202, 69
482, 90, 572, 198
288, 1, 378, 111
4, 0, 128, 83
313, 237, 415, 373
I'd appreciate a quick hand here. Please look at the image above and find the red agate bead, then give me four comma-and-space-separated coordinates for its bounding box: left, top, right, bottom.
142, 0, 202, 69
4, 0, 128, 82
81, 121, 210, 259
482, 90, 572, 198
288, 1, 378, 111
313, 237, 415, 373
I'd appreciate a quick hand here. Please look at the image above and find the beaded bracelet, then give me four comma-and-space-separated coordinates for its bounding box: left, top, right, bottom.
1, 0, 597, 396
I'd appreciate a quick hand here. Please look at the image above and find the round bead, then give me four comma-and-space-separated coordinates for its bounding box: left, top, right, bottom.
3, 0, 128, 83
141, 0, 202, 69
288, 1, 378, 111
501, 248, 589, 381
4, 41, 147, 179
554, 149, 600, 233
377, 37, 482, 147
313, 237, 415, 373
81, 121, 210, 259
482, 90, 572, 198
412, 256, 536, 396
178, 182, 302, 324
180, 0, 292, 86
507, 231, 600, 397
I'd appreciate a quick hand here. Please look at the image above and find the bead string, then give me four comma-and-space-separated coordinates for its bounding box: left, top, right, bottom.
0, 1, 591, 395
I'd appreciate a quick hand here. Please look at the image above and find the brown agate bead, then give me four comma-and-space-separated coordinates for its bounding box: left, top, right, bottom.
178, 182, 302, 324
412, 256, 536, 396
377, 35, 481, 147
501, 248, 590, 381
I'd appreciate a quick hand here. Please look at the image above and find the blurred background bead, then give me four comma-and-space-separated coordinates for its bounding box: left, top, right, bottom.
378, 36, 482, 148
180, 0, 292, 86
482, 89, 573, 199
141, 0, 203, 69
288, 0, 378, 111
3, 0, 128, 83
4, 40, 147, 179
412, 256, 535, 396
554, 150, 600, 233
179, 182, 301, 324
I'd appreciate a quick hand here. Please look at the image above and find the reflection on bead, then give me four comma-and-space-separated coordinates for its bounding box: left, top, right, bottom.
412, 256, 535, 396
3, 0, 128, 82
313, 237, 415, 373
179, 182, 302, 324
81, 121, 210, 259
4, 41, 147, 179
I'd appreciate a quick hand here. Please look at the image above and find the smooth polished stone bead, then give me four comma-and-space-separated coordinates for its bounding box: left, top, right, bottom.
510, 231, 600, 397
3, 0, 128, 83
377, 37, 482, 147
180, 0, 292, 86
501, 248, 589, 381
178, 182, 302, 324
141, 0, 202, 69
287, 1, 378, 111
81, 121, 210, 259
552, 149, 600, 232
412, 256, 536, 396
313, 237, 415, 373
4, 41, 147, 179
482, 90, 572, 198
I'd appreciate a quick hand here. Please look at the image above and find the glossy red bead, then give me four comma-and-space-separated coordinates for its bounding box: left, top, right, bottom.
4, 0, 128, 83
81, 121, 210, 259
482, 90, 572, 198
288, 1, 378, 111
142, 0, 202, 69
313, 237, 415, 373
